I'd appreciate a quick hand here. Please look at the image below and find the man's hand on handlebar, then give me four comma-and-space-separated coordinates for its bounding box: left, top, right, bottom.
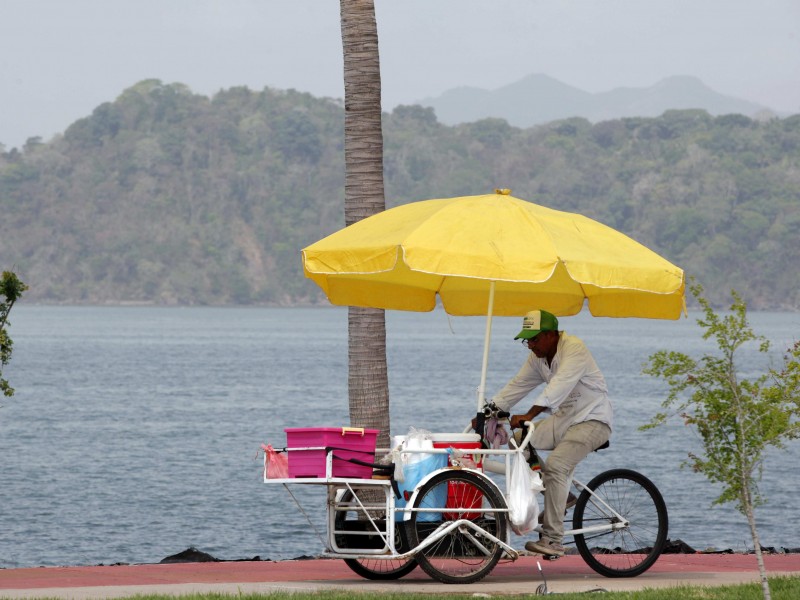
509, 414, 530, 430
509, 405, 546, 429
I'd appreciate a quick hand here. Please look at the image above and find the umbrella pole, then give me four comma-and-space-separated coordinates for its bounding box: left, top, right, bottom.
476, 281, 496, 411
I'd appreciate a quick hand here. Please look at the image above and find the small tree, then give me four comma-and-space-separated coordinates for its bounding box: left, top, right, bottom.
1, 270, 27, 398
642, 283, 800, 600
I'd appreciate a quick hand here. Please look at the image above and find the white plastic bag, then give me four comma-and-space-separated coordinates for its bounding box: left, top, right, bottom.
399, 427, 434, 464
508, 451, 543, 535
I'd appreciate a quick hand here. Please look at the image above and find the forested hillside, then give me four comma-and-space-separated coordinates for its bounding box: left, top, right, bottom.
1, 79, 798, 309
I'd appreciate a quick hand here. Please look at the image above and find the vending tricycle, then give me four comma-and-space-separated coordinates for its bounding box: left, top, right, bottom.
264, 410, 668, 584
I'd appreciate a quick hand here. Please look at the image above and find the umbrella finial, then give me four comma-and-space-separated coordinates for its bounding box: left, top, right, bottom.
495, 188, 512, 195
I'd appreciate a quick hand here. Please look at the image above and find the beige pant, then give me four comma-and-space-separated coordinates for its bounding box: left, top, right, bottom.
539, 420, 611, 545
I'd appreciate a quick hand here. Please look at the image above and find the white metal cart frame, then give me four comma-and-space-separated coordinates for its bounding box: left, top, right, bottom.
264, 422, 668, 584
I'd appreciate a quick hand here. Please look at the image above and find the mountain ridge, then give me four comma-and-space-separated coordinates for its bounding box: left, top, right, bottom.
416, 74, 774, 127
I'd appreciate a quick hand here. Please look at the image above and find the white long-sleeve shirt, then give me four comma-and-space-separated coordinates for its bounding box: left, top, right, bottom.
492, 331, 613, 431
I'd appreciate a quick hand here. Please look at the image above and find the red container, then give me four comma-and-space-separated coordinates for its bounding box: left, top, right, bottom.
285, 427, 379, 479
431, 434, 483, 519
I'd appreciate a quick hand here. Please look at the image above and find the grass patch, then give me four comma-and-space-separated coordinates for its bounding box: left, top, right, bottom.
18, 575, 797, 600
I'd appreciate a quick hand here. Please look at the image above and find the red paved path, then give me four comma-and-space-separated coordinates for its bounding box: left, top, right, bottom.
2, 554, 799, 587
1, 554, 798, 597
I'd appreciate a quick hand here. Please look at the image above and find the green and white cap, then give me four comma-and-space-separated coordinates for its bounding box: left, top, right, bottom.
514, 309, 559, 340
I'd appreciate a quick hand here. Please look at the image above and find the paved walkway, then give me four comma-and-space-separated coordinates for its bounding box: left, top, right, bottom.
1, 554, 799, 598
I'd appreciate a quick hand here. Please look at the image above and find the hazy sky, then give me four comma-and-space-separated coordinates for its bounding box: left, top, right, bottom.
2, 0, 798, 149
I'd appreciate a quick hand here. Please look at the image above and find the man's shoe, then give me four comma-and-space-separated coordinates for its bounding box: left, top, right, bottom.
525, 539, 565, 557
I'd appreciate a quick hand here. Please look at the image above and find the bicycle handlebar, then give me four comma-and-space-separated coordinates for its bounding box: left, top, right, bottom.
466, 401, 536, 451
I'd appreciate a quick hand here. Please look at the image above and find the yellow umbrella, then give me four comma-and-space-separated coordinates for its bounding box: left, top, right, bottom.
302, 191, 685, 407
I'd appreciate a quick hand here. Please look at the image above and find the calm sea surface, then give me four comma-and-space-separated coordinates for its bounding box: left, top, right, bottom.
1, 306, 799, 568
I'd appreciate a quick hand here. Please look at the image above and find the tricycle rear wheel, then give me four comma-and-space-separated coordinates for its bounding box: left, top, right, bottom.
334, 489, 417, 580
342, 556, 417, 580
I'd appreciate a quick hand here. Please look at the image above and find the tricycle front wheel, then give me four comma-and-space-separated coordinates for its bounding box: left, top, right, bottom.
409, 470, 507, 584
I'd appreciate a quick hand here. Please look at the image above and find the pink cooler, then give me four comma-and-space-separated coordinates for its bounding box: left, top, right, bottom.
431, 433, 483, 519
285, 427, 379, 479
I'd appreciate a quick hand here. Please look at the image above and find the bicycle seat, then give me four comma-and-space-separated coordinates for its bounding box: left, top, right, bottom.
594, 440, 610, 451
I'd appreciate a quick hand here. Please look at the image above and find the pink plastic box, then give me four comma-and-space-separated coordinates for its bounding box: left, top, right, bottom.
285, 427, 379, 478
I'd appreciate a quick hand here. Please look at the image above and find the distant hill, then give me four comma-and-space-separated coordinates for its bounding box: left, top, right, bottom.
1, 80, 799, 309
416, 74, 774, 127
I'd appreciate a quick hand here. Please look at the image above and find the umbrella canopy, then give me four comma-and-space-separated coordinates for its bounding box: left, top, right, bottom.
303, 192, 685, 319
303, 192, 685, 410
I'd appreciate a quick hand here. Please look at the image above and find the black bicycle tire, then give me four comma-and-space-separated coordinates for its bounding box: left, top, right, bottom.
409, 469, 507, 584
342, 556, 417, 580
572, 468, 668, 578
334, 490, 417, 580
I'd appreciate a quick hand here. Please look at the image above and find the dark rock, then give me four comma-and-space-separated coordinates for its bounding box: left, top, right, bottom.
661, 539, 697, 554
783, 547, 800, 554
160, 547, 219, 564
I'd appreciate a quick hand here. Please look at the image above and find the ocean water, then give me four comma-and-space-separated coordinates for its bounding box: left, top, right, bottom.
1, 306, 798, 568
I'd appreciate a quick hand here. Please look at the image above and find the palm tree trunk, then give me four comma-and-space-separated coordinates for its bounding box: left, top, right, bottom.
339, 0, 390, 448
